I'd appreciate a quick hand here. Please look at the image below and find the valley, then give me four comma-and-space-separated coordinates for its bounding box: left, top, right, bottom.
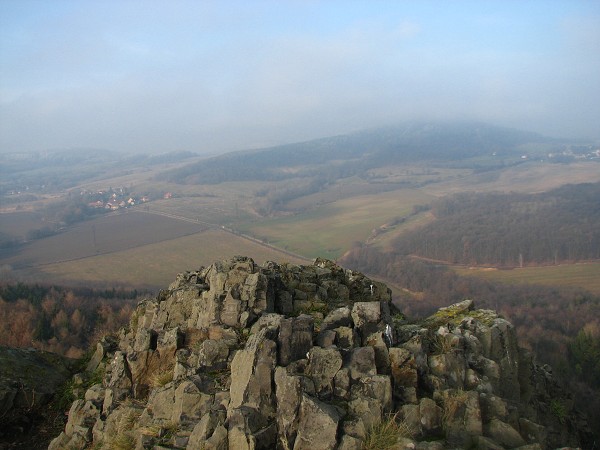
2, 122, 600, 440
1, 123, 599, 290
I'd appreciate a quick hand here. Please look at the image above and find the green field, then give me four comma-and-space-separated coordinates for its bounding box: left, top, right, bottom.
453, 262, 600, 294
236, 188, 434, 259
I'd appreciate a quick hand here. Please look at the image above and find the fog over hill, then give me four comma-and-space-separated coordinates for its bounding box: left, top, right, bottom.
161, 121, 558, 185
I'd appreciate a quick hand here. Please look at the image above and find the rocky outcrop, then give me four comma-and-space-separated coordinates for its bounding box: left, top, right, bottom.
49, 257, 592, 449
0, 346, 77, 446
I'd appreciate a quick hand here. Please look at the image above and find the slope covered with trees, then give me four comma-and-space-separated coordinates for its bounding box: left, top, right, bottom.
393, 182, 600, 266
0, 283, 142, 357
160, 121, 553, 185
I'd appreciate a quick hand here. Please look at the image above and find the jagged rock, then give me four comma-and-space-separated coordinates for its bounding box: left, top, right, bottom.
346, 346, 377, 380
474, 435, 505, 450
43, 257, 591, 450
322, 306, 353, 330
365, 331, 390, 374
335, 325, 358, 349
0, 346, 76, 444
306, 346, 343, 398
484, 417, 527, 448
274, 367, 305, 449
196, 339, 230, 370
348, 375, 392, 428
428, 352, 467, 389
332, 367, 350, 399
337, 434, 362, 450
480, 392, 508, 422
351, 301, 382, 342
419, 397, 443, 437
278, 315, 314, 366
294, 394, 340, 450
389, 347, 418, 391
437, 389, 482, 448
519, 417, 547, 446
86, 335, 118, 373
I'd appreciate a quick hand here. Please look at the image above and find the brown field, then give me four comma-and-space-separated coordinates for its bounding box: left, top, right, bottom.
423, 161, 600, 197
0, 211, 45, 239
453, 262, 600, 294
38, 229, 307, 288
0, 210, 207, 268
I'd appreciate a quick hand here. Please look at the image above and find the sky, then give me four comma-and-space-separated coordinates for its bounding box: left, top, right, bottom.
1, 0, 599, 155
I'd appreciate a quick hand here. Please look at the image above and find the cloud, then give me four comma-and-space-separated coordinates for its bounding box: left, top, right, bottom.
1, 1, 599, 154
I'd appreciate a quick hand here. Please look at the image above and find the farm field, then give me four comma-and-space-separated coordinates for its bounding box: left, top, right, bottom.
38, 229, 308, 288
235, 188, 434, 260
423, 161, 600, 196
453, 262, 600, 294
0, 211, 45, 239
0, 210, 208, 269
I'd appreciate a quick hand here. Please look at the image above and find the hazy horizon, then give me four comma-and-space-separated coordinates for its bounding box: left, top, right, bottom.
1, 0, 599, 155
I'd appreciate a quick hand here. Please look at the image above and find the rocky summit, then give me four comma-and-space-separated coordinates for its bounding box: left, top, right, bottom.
48, 256, 591, 449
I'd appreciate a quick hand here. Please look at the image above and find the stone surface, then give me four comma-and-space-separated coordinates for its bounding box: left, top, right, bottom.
38, 258, 591, 450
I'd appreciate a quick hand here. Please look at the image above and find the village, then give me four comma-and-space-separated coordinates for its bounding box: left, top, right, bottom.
83, 187, 173, 211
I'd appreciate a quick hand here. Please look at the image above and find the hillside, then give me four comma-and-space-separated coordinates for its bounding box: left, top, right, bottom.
160, 121, 555, 185
29, 257, 592, 449
391, 182, 600, 267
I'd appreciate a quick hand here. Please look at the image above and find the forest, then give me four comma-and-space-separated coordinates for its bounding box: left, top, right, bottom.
0, 283, 142, 358
392, 182, 600, 266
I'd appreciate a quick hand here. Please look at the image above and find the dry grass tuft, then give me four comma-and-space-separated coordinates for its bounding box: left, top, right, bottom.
362, 412, 415, 450
150, 367, 174, 388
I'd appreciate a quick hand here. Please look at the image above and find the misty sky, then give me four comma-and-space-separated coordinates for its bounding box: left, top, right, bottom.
1, 1, 599, 155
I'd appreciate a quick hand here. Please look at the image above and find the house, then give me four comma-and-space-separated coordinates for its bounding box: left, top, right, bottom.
105, 200, 120, 210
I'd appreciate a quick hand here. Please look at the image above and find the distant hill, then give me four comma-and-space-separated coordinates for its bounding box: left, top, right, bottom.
160, 121, 556, 184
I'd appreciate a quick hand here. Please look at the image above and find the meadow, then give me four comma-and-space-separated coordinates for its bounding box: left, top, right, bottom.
235, 187, 434, 259
453, 262, 600, 294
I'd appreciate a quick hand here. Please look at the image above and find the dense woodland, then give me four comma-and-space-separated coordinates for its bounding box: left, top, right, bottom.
0, 283, 141, 357
393, 182, 600, 266
340, 246, 600, 432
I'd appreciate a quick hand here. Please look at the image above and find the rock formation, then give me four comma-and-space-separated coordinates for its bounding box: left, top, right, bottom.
0, 345, 77, 447
48, 256, 591, 449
